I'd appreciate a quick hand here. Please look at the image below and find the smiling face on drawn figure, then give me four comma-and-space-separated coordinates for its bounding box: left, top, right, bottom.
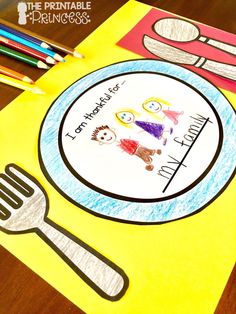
143, 100, 162, 113
116, 111, 135, 124
97, 128, 116, 144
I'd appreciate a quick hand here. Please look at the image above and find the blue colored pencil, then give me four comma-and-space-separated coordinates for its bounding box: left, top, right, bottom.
0, 23, 50, 49
0, 28, 65, 62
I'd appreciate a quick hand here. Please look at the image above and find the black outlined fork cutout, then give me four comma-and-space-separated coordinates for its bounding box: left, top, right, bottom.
0, 168, 33, 218
0, 164, 129, 301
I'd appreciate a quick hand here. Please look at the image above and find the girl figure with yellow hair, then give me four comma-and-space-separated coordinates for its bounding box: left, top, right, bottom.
116, 109, 173, 146
142, 97, 183, 125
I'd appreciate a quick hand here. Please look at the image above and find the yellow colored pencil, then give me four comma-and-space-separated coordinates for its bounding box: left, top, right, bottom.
0, 74, 44, 94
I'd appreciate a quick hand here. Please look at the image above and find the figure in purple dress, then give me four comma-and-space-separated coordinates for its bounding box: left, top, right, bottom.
116, 110, 173, 145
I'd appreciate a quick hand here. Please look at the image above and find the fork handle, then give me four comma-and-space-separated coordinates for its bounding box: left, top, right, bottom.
39, 220, 128, 300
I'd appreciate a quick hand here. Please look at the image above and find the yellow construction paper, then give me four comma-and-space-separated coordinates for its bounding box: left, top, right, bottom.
0, 1, 235, 313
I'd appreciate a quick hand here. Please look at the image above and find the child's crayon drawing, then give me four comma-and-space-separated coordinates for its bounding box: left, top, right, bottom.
142, 97, 184, 125
91, 125, 162, 171
39, 60, 235, 224
115, 110, 173, 145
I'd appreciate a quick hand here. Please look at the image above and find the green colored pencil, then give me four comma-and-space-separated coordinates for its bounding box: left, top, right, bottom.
0, 44, 49, 69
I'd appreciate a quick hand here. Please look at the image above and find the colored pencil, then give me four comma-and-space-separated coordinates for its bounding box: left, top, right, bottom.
39, 40, 84, 58
0, 36, 56, 65
0, 65, 33, 83
0, 18, 83, 58
0, 22, 50, 49
0, 29, 65, 62
0, 74, 44, 94
0, 45, 49, 69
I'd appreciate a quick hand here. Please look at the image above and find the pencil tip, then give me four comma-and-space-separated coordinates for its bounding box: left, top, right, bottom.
41, 42, 51, 49
23, 76, 34, 84
73, 51, 84, 58
46, 56, 56, 64
32, 86, 45, 94
54, 53, 66, 62
38, 61, 50, 69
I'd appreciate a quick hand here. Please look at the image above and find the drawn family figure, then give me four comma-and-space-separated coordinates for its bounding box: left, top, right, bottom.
142, 97, 184, 125
116, 110, 173, 145
91, 125, 162, 171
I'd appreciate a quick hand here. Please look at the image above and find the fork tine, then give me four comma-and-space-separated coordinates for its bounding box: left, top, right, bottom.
0, 174, 33, 197
0, 203, 11, 220
5, 164, 34, 196
0, 186, 23, 209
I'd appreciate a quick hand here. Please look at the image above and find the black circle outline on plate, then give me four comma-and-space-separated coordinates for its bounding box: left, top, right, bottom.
38, 59, 235, 225
58, 71, 223, 203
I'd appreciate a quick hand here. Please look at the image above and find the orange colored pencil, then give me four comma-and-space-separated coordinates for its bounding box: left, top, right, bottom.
0, 73, 44, 94
0, 64, 33, 83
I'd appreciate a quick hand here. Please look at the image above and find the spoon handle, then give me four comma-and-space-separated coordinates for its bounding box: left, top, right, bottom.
199, 36, 236, 56
196, 57, 236, 81
38, 219, 128, 300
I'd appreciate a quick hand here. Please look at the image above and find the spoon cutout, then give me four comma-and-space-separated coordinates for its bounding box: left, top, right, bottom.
153, 18, 236, 56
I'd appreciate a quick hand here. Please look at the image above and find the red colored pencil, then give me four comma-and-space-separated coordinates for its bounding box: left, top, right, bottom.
0, 35, 56, 65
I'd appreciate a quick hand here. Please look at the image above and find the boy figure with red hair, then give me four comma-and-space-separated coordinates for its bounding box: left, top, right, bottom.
91, 125, 161, 171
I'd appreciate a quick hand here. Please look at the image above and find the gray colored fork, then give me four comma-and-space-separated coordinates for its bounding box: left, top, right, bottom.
0, 164, 129, 300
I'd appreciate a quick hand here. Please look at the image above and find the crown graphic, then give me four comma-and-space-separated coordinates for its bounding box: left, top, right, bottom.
17, 2, 28, 25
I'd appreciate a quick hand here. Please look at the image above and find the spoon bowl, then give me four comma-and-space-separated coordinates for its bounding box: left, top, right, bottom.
153, 17, 236, 56
153, 17, 200, 42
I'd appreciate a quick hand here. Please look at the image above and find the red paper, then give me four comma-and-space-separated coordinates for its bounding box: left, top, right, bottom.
117, 8, 236, 92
